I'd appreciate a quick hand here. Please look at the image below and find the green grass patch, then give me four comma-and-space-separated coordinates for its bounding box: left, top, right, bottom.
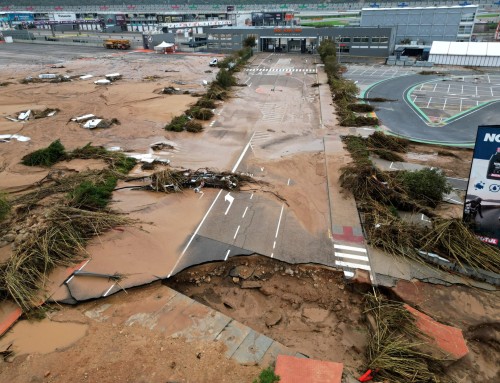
253, 367, 280, 383
21, 139, 66, 167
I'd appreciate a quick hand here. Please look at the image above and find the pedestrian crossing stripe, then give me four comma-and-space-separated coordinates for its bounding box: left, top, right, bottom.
333, 244, 366, 252
335, 260, 371, 271
246, 68, 316, 73
334, 252, 369, 262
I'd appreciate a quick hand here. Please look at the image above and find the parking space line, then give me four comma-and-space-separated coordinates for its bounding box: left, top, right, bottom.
242, 206, 248, 218
442, 98, 447, 110
224, 249, 231, 261
426, 97, 432, 108
234, 225, 240, 239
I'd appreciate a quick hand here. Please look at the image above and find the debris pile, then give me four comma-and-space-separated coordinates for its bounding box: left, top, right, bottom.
5, 108, 58, 123
71, 114, 120, 129
364, 292, 455, 383
129, 169, 257, 193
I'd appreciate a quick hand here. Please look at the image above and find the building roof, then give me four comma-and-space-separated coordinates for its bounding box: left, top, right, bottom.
362, 5, 477, 11
430, 41, 500, 56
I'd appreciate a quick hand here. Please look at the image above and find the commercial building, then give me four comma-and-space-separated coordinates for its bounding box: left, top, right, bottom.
360, 5, 478, 45
207, 26, 393, 57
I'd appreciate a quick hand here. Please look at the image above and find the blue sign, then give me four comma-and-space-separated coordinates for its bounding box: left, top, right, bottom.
465, 125, 500, 246
8, 13, 34, 23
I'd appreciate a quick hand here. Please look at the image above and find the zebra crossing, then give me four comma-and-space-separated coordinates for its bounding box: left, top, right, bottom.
333, 243, 372, 279
259, 103, 285, 122
246, 68, 317, 73
250, 131, 272, 149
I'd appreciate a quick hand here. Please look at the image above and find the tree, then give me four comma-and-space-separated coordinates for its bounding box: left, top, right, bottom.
318, 38, 336, 61
243, 35, 257, 48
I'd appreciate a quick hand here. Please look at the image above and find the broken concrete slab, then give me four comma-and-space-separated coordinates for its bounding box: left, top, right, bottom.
404, 304, 469, 362
231, 330, 273, 365
229, 265, 254, 280
72, 114, 95, 122
274, 354, 343, 383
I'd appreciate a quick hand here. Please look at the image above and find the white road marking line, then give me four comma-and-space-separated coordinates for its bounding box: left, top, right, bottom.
287, 178, 290, 186
66, 259, 90, 284
334, 244, 367, 252
198, 191, 204, 199
426, 97, 432, 108
273, 241, 276, 249
335, 252, 369, 262
343, 270, 355, 278
275, 204, 285, 238
250, 193, 254, 200
248, 83, 252, 87
442, 98, 447, 110
242, 206, 248, 218
234, 225, 240, 239
271, 253, 274, 258
167, 189, 223, 278
335, 260, 371, 271
224, 249, 231, 261
103, 283, 116, 297
231, 132, 255, 173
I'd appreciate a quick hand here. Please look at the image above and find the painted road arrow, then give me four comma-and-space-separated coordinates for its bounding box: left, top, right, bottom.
224, 192, 234, 215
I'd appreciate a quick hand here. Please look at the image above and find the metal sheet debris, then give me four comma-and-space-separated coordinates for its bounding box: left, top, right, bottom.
18, 110, 31, 121
94, 79, 111, 85
83, 119, 103, 129
0, 134, 31, 142
79, 74, 93, 80
72, 114, 95, 122
38, 74, 57, 79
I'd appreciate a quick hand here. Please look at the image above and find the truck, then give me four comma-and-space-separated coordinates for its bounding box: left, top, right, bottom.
103, 39, 131, 50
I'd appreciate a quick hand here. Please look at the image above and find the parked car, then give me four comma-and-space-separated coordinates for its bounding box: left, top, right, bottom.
209, 58, 218, 67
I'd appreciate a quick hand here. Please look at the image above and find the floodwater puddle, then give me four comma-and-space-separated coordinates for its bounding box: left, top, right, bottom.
0, 318, 88, 356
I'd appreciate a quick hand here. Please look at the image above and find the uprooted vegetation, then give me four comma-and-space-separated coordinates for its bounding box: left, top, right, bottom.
318, 39, 378, 127
165, 47, 253, 133
125, 168, 261, 194
340, 132, 500, 277
365, 292, 455, 383
0, 142, 139, 310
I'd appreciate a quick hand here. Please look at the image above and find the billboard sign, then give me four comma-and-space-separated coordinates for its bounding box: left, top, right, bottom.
464, 125, 500, 246
52, 13, 76, 22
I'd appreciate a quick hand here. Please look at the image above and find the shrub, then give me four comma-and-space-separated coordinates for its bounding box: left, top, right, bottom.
69, 177, 117, 210
318, 38, 336, 62
196, 98, 216, 109
348, 103, 375, 113
243, 36, 257, 48
253, 367, 280, 383
21, 139, 66, 167
68, 143, 136, 174
114, 156, 137, 174
185, 120, 203, 133
190, 107, 214, 120
0, 191, 10, 221
165, 115, 189, 132
398, 167, 451, 207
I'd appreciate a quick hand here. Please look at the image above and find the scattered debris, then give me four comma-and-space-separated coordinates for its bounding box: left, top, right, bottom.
38, 74, 57, 79
49, 64, 65, 68
105, 73, 122, 81
126, 153, 171, 165
83, 119, 103, 129
79, 74, 93, 80
94, 79, 111, 85
150, 141, 175, 151
161, 86, 181, 94
17, 110, 30, 120
72, 114, 95, 123
0, 134, 31, 143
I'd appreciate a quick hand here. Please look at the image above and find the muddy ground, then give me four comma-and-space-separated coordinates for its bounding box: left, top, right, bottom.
0, 47, 498, 383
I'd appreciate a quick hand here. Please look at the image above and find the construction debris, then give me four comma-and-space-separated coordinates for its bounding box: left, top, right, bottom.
105, 73, 122, 81
150, 141, 175, 151
79, 74, 93, 80
94, 79, 111, 85
161, 86, 181, 94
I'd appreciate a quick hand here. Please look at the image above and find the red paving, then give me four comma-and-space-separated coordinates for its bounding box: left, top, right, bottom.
405, 304, 469, 360
275, 355, 343, 383
332, 226, 364, 243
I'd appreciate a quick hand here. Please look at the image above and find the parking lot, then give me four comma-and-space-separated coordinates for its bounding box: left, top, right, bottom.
344, 64, 420, 89
409, 74, 500, 123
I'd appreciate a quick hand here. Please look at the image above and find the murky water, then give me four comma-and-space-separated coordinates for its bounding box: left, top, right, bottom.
0, 318, 88, 356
